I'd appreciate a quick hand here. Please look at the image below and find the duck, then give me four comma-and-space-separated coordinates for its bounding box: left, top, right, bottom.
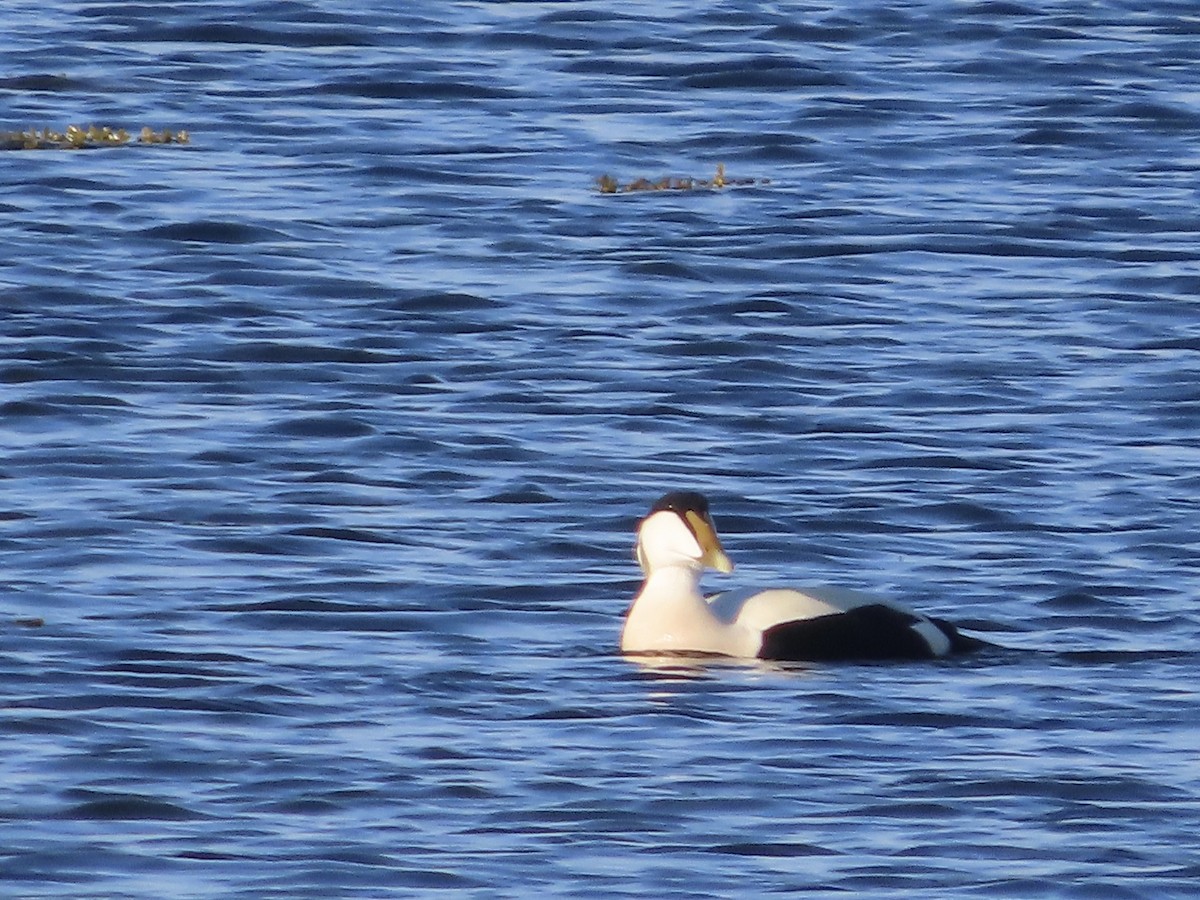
621, 491, 986, 661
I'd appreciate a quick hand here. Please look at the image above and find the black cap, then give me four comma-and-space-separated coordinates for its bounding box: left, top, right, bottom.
649, 491, 710, 517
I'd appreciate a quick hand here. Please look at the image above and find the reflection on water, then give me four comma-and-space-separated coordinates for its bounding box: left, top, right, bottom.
3, 0, 1200, 896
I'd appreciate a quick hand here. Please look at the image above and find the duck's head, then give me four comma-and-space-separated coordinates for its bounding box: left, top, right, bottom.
635, 491, 734, 576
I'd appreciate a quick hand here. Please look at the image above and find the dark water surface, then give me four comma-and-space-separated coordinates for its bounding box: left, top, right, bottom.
3, 1, 1200, 896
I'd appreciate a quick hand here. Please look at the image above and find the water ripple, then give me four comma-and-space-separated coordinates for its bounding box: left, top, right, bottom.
3, 0, 1200, 897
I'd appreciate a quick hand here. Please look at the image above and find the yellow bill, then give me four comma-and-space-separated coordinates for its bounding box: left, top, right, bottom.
685, 510, 734, 574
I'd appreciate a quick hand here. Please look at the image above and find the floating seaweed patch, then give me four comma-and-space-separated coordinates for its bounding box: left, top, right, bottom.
0, 124, 190, 150
597, 163, 769, 194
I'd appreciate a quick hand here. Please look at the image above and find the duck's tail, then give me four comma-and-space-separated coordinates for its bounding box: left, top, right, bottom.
932, 617, 994, 654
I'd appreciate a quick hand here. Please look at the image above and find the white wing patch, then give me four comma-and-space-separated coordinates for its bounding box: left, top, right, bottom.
707, 585, 888, 632
909, 618, 952, 656
706, 585, 952, 655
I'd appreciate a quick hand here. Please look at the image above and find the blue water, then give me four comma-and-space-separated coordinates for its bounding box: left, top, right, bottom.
3, 1, 1200, 896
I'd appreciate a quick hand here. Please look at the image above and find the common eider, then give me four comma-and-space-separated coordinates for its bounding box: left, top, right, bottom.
621, 491, 985, 661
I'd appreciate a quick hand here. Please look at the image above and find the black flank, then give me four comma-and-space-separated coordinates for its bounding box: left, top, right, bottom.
759, 604, 939, 661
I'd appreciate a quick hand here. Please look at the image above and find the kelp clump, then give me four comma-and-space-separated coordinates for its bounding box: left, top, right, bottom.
1, 124, 190, 150
597, 163, 769, 194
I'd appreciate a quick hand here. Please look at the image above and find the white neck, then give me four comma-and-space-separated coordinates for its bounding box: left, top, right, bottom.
622, 563, 751, 656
